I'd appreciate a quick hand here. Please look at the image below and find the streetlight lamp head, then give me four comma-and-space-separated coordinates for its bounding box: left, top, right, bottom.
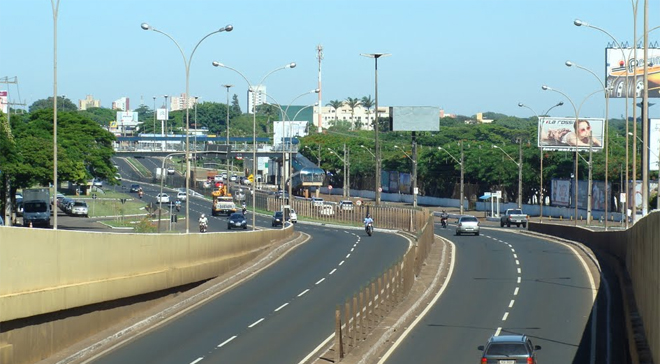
518, 102, 524, 107
558, 101, 564, 106
212, 61, 223, 67
574, 19, 583, 27
223, 24, 234, 32
542, 85, 549, 91
288, 62, 297, 69
140, 23, 151, 30
565, 60, 574, 67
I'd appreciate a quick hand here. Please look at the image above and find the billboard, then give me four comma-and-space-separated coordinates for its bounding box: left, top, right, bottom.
0, 90, 7, 114
389, 106, 440, 132
538, 117, 604, 152
551, 178, 611, 211
606, 47, 660, 98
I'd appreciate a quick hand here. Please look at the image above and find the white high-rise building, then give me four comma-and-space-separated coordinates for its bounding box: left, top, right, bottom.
247, 85, 266, 114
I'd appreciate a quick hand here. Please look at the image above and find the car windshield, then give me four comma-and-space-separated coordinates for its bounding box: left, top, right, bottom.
73, 202, 87, 207
509, 209, 523, 214
24, 202, 48, 213
486, 343, 528, 356
461, 217, 478, 223
274, 212, 283, 217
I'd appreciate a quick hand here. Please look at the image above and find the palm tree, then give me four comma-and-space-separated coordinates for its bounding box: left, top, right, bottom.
345, 97, 361, 130
327, 100, 344, 122
361, 95, 374, 129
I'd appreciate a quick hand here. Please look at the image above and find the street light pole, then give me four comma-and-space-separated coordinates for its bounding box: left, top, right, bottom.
361, 53, 391, 206
394, 145, 417, 207
438, 144, 464, 214
142, 22, 233, 234
328, 147, 349, 198
566, 60, 610, 229
518, 101, 563, 223
51, 0, 61, 230
222, 84, 233, 176
213, 61, 296, 230
493, 144, 523, 209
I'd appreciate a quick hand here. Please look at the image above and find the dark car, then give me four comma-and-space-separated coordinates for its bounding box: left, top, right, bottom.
130, 184, 141, 193
227, 212, 247, 230
271, 211, 284, 227
478, 334, 541, 363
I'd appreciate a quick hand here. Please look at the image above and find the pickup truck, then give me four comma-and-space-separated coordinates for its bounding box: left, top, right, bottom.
500, 208, 528, 228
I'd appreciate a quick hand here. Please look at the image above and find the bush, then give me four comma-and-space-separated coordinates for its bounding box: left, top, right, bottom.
134, 216, 157, 233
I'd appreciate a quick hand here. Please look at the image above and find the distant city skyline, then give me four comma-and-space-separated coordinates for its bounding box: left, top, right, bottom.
1, 0, 659, 120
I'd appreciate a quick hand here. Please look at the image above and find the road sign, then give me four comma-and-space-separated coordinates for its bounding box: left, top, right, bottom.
248, 174, 254, 183
328, 185, 333, 190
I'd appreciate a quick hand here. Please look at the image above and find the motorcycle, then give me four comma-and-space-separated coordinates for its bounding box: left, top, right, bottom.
138, 190, 144, 199
242, 207, 247, 215
441, 216, 448, 228
199, 222, 208, 233
175, 202, 181, 212
365, 222, 373, 236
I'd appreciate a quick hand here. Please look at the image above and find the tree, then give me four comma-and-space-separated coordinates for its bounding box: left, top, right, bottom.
326, 100, 344, 122
344, 97, 361, 130
361, 95, 374, 128
28, 96, 78, 113
78, 107, 115, 129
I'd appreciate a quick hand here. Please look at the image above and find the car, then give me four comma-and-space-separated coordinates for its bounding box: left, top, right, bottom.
230, 175, 238, 182
60, 197, 74, 212
240, 176, 252, 185
227, 212, 248, 230
55, 193, 65, 207
115, 173, 122, 181
92, 178, 103, 188
130, 184, 141, 193
289, 209, 298, 223
69, 201, 89, 217
478, 334, 541, 364
319, 205, 335, 216
339, 200, 354, 211
272, 211, 284, 227
0, 215, 4, 226
167, 166, 176, 175
156, 193, 170, 204
455, 215, 480, 236
177, 191, 187, 201
311, 197, 324, 207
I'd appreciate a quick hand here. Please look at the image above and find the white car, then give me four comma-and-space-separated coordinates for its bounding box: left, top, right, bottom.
289, 209, 298, 223
167, 167, 176, 175
156, 193, 170, 204
70, 201, 89, 217
177, 191, 187, 201
230, 175, 238, 182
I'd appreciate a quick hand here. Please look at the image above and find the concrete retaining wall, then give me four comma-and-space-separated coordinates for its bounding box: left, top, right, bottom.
530, 211, 659, 364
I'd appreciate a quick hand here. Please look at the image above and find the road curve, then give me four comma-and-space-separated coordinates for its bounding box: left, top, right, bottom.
380, 225, 598, 364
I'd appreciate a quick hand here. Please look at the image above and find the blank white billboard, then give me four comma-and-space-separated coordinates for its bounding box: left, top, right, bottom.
389, 106, 440, 132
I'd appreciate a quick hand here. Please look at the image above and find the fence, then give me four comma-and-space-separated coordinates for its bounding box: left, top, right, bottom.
329, 214, 435, 361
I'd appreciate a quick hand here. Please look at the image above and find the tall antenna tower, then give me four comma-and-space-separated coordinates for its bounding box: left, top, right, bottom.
316, 44, 323, 133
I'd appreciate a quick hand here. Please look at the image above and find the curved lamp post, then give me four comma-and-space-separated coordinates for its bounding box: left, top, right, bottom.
327, 147, 349, 198
493, 143, 523, 209
518, 101, 563, 223
566, 60, 611, 229
141, 22, 233, 234
438, 144, 464, 214
222, 84, 233, 176
394, 145, 418, 208
212, 61, 296, 230
574, 18, 631, 228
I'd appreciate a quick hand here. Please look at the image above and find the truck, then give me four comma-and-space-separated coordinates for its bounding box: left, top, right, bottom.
500, 208, 528, 228
22, 188, 51, 227
211, 184, 237, 216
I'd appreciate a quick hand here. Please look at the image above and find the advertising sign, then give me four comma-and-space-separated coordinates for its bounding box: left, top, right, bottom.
157, 108, 168, 121
551, 179, 571, 207
538, 117, 604, 152
0, 90, 7, 114
606, 48, 660, 98
650, 119, 660, 171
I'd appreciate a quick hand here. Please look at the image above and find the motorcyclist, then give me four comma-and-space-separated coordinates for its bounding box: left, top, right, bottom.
364, 214, 374, 230
175, 199, 181, 211
199, 213, 208, 231
138, 187, 144, 199
440, 210, 448, 228
241, 202, 247, 215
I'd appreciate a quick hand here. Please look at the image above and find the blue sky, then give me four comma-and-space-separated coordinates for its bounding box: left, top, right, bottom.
1, 0, 658, 119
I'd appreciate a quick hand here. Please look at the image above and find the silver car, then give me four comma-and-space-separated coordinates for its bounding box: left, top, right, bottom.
455, 215, 480, 236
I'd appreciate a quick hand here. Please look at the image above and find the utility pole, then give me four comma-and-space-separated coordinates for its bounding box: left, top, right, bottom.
1, 76, 25, 226
316, 45, 323, 133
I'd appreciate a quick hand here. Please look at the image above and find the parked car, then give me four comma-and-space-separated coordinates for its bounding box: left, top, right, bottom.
130, 184, 141, 193
156, 193, 170, 204
227, 212, 248, 230
455, 215, 480, 236
69, 201, 89, 217
339, 200, 354, 211
60, 198, 74, 213
311, 197, 324, 207
272, 211, 284, 227
319, 205, 335, 216
478, 334, 541, 364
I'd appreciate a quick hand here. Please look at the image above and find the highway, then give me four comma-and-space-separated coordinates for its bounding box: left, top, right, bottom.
380, 225, 600, 363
